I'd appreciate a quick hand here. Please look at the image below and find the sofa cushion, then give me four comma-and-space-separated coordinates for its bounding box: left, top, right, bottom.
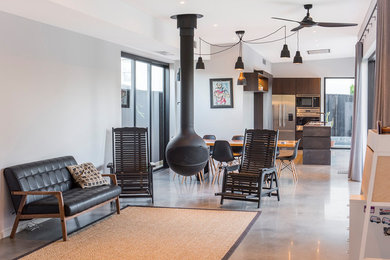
4, 156, 77, 212
67, 163, 108, 189
22, 185, 121, 216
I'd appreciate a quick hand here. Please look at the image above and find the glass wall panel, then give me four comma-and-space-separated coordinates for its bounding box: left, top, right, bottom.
121, 57, 134, 127
120, 53, 168, 168
135, 61, 150, 128
325, 78, 355, 148
151, 65, 164, 165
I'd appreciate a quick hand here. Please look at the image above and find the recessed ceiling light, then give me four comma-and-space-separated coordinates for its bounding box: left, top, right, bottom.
313, 30, 317, 33
307, 49, 330, 55
213, 24, 218, 27
179, 1, 185, 4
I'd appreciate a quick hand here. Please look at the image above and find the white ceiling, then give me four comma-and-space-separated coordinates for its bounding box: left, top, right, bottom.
124, 0, 371, 63
0, 0, 371, 63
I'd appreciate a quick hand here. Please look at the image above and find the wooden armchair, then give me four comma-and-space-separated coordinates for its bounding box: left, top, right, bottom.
107, 127, 154, 202
216, 129, 280, 208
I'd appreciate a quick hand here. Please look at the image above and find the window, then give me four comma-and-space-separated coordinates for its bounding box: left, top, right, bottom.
324, 77, 355, 149
120, 53, 169, 167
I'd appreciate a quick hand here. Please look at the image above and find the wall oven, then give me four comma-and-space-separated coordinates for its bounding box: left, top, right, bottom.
296, 94, 320, 108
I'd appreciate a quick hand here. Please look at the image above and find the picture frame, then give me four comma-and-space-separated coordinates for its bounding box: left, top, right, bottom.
121, 89, 130, 108
209, 78, 234, 108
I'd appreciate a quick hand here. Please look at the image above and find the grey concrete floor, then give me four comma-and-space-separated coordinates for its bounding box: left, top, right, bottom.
0, 150, 360, 260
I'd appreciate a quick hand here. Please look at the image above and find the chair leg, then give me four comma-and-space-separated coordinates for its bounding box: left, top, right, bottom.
258, 173, 266, 208
198, 172, 202, 184
291, 161, 298, 182
277, 160, 282, 178
115, 197, 121, 214
274, 171, 281, 201
212, 162, 221, 185
56, 193, 67, 241
10, 195, 27, 239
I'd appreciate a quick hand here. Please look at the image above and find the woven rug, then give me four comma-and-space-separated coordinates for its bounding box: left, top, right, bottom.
20, 206, 260, 260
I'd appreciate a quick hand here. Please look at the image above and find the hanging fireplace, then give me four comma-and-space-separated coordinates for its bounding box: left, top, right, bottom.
165, 14, 209, 177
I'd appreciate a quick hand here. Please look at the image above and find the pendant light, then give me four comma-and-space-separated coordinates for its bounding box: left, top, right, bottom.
293, 31, 303, 64
234, 31, 245, 70
280, 26, 290, 58
237, 72, 247, 85
196, 37, 205, 69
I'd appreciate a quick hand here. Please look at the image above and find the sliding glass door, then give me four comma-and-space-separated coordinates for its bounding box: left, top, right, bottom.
120, 53, 169, 167
324, 77, 354, 149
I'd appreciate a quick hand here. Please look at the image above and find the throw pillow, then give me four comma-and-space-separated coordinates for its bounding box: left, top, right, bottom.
67, 163, 108, 189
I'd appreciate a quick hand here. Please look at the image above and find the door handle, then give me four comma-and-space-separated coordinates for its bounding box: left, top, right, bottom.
279, 104, 282, 127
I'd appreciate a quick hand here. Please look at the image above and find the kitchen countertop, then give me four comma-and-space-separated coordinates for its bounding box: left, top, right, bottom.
304, 121, 332, 127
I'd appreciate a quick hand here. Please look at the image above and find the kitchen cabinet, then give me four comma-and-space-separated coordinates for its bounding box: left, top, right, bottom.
295, 78, 321, 94
273, 78, 296, 94
273, 78, 320, 95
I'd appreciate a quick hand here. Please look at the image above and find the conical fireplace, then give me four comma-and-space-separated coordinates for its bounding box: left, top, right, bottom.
165, 14, 209, 177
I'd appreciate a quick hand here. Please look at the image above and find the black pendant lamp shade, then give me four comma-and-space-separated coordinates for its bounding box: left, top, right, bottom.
196, 37, 205, 70
196, 57, 205, 69
293, 51, 303, 64
293, 30, 303, 64
280, 26, 290, 58
280, 44, 290, 58
235, 57, 244, 70
237, 72, 247, 85
166, 14, 209, 177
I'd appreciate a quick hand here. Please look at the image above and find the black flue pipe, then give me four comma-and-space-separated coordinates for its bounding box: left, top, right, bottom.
165, 14, 209, 176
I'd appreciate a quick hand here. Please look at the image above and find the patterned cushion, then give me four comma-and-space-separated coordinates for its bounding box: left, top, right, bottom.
67, 163, 108, 189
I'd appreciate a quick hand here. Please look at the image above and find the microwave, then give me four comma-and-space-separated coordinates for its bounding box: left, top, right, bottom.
296, 94, 320, 108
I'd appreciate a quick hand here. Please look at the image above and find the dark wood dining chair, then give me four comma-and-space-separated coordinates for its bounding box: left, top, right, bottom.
216, 129, 279, 208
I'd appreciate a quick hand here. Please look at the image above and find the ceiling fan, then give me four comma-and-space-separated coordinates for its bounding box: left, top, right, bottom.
272, 4, 358, 32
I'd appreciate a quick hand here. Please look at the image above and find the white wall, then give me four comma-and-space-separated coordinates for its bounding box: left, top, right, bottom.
192, 44, 271, 140
0, 11, 171, 238
272, 58, 355, 116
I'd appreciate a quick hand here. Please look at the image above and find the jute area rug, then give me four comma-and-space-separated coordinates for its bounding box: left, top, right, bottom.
21, 206, 260, 260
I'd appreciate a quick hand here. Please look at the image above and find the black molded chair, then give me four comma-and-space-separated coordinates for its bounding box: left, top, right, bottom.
211, 140, 235, 185
277, 139, 301, 182
216, 129, 279, 208
203, 134, 217, 177
231, 135, 244, 163
107, 127, 154, 202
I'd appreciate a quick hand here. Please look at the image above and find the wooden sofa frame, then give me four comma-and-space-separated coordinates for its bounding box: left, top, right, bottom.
10, 174, 120, 241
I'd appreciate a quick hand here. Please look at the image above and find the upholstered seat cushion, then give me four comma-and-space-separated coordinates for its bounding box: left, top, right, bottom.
22, 185, 121, 216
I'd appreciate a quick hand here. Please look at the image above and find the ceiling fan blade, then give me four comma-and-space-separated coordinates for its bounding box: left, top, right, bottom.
317, 22, 358, 27
291, 25, 304, 32
272, 17, 301, 24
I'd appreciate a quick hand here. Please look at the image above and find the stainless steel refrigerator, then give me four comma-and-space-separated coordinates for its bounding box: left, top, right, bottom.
272, 95, 295, 140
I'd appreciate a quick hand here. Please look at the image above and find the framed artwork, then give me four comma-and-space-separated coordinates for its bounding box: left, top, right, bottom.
209, 78, 234, 108
121, 89, 130, 108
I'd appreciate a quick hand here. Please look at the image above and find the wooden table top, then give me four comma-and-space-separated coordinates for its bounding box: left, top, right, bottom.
204, 139, 297, 148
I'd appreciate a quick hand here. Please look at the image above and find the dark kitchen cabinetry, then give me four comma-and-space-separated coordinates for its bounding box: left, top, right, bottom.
273, 78, 296, 94
295, 78, 321, 94
273, 78, 320, 95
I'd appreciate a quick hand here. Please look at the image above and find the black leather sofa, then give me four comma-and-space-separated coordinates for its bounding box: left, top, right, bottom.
4, 156, 121, 241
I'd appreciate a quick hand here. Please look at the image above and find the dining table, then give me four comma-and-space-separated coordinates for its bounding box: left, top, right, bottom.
203, 139, 297, 148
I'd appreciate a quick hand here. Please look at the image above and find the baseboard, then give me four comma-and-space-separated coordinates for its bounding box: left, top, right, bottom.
0, 218, 49, 239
